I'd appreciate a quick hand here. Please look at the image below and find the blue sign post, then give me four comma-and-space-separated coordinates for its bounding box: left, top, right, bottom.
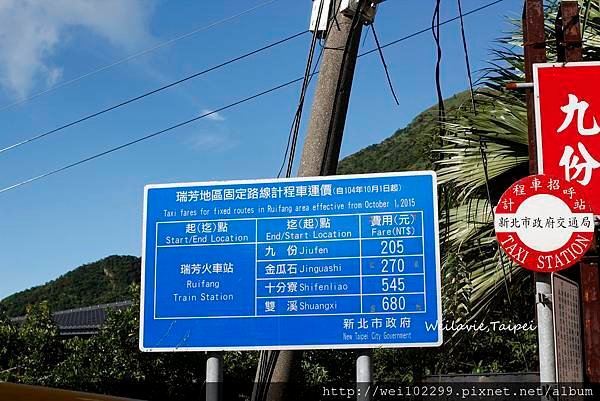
140, 172, 442, 351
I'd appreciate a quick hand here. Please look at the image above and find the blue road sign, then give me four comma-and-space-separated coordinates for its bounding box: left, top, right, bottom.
140, 172, 442, 351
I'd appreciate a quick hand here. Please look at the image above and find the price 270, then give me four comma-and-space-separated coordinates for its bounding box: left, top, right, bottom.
380, 258, 405, 273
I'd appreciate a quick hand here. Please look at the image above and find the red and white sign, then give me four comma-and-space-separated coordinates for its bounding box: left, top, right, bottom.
534, 62, 600, 213
494, 174, 594, 273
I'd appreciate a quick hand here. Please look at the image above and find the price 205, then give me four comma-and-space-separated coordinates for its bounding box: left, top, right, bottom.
380, 239, 404, 255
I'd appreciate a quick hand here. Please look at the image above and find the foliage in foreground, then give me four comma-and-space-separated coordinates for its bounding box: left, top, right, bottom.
0, 288, 537, 400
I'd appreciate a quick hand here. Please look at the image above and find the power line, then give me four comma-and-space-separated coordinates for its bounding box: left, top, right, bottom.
0, 30, 308, 155
432, 0, 449, 252
456, 0, 512, 302
1, 0, 506, 157
358, 0, 507, 58
0, 0, 507, 157
279, 0, 333, 178
432, 0, 446, 136
0, 0, 281, 114
0, 0, 508, 194
370, 23, 399, 106
0, 77, 307, 194
277, 45, 324, 178
456, 0, 476, 113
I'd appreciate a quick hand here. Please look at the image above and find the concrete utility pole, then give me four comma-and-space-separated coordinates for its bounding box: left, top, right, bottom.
522, 0, 556, 390
298, 0, 367, 177
252, 1, 371, 401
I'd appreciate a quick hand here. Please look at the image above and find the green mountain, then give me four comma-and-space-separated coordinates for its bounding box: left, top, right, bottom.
0, 255, 140, 317
338, 91, 472, 174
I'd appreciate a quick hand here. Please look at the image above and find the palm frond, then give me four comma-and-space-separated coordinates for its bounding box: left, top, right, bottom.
436, 0, 600, 325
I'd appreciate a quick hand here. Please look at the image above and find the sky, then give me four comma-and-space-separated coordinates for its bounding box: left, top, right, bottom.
0, 0, 522, 300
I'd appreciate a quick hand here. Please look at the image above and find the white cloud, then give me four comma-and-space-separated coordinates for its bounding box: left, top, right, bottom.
201, 109, 226, 122
189, 132, 237, 152
45, 67, 63, 87
0, 0, 154, 99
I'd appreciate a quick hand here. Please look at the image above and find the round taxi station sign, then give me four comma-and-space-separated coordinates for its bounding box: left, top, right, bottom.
494, 174, 594, 273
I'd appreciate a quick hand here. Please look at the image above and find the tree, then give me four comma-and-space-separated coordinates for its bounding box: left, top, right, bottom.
0, 309, 22, 382
0, 301, 64, 385
52, 285, 208, 401
436, 1, 600, 324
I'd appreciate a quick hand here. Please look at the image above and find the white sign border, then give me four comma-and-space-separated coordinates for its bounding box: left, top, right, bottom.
139, 171, 442, 352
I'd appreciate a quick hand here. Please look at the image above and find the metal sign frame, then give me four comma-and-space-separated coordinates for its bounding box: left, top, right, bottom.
139, 171, 442, 351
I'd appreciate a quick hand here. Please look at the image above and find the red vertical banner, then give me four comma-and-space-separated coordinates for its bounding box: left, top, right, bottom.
534, 62, 600, 214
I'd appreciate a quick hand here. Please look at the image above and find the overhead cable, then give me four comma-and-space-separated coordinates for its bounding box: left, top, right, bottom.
0, 30, 308, 155
370, 23, 399, 106
0, 77, 307, 194
457, 0, 512, 300
456, 0, 476, 113
1, 0, 506, 157
0, 0, 508, 194
358, 0, 506, 58
279, 0, 332, 178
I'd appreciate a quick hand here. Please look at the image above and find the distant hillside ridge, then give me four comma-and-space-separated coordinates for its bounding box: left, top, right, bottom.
0, 91, 471, 317
337, 90, 471, 174
0, 255, 140, 317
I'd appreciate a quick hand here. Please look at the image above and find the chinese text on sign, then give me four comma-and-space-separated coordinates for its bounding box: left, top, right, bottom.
140, 172, 441, 351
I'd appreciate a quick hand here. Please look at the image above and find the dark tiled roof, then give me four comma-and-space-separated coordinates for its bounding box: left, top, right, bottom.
11, 300, 133, 336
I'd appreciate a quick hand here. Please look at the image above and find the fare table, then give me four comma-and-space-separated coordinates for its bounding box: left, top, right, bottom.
140, 172, 441, 351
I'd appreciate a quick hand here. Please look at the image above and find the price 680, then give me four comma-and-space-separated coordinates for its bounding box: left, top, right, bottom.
381, 296, 406, 311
